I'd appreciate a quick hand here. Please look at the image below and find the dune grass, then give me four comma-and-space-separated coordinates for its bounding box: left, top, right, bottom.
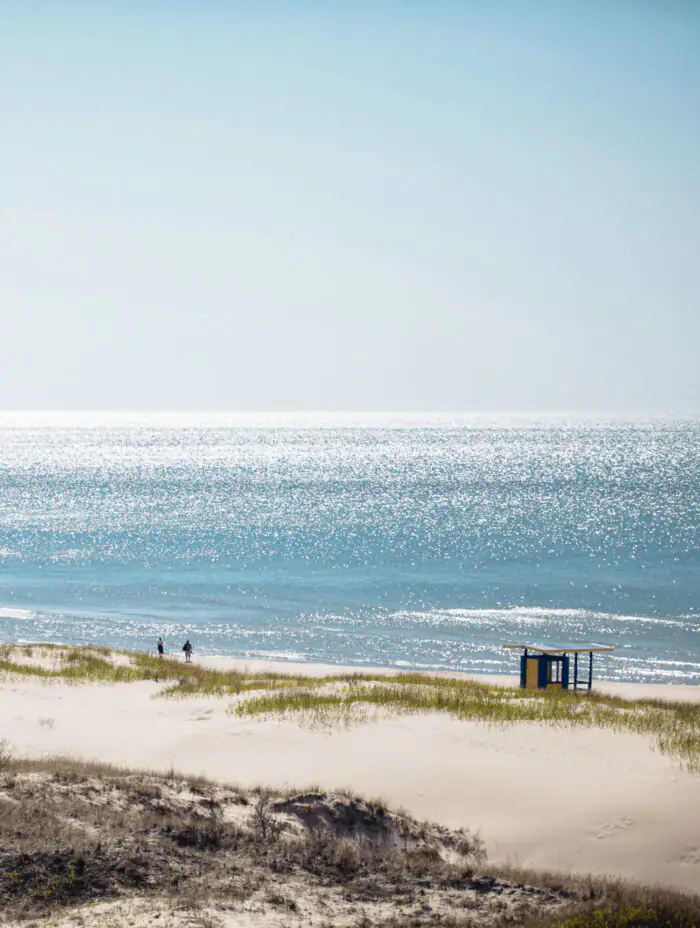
230, 676, 700, 772
1, 756, 699, 927
4, 758, 699, 927
2, 644, 700, 773
0, 643, 373, 694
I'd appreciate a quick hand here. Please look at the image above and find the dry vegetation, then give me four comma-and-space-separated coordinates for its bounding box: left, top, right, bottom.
0, 755, 542, 927
0, 756, 697, 928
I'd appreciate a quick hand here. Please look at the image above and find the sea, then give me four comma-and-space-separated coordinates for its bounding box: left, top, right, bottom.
0, 412, 698, 684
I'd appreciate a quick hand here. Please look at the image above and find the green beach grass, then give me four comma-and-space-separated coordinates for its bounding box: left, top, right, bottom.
2, 643, 700, 773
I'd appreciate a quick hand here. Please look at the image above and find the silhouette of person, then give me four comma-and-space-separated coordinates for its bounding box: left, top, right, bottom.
182, 639, 193, 663
157, 637, 164, 658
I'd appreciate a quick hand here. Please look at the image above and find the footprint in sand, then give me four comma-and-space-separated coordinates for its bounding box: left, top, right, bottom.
190, 709, 214, 721
591, 817, 633, 840
677, 847, 700, 865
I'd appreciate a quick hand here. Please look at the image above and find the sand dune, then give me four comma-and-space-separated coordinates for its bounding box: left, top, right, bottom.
1, 661, 699, 893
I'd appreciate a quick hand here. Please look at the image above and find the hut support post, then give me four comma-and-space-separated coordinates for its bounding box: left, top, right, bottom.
588, 651, 593, 690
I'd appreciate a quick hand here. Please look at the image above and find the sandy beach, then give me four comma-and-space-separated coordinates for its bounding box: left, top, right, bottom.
2, 653, 699, 894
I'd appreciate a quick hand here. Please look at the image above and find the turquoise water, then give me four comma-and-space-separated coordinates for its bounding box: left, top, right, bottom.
0, 413, 698, 682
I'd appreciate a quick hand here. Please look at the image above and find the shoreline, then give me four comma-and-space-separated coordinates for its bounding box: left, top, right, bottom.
8, 640, 700, 699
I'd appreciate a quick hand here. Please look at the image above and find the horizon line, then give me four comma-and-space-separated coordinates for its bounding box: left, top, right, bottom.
0, 409, 697, 420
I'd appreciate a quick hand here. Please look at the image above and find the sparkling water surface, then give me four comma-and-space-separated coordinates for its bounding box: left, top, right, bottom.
0, 413, 698, 682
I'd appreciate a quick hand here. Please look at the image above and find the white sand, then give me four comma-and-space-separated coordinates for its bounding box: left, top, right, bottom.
1, 666, 700, 892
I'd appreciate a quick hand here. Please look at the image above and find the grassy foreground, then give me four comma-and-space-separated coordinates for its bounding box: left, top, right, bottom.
2, 644, 700, 775
0, 754, 699, 928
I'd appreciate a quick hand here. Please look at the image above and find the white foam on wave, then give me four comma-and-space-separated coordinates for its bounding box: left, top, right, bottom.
649, 659, 700, 669
390, 659, 444, 671
402, 606, 693, 629
0, 607, 38, 621
242, 649, 308, 662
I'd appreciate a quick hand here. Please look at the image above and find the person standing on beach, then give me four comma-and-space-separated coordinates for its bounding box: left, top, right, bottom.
182, 639, 193, 663
157, 637, 164, 658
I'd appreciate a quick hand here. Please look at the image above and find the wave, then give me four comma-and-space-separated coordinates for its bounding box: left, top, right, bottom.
405, 606, 695, 629
236, 649, 308, 662
0, 607, 39, 621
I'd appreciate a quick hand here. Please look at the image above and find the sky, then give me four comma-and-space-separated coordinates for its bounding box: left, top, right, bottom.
1, 2, 699, 413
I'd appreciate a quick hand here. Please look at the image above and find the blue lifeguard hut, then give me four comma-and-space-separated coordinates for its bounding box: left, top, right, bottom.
503, 642, 615, 691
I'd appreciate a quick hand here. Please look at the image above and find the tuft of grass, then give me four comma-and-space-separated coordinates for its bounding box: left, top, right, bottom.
557, 907, 671, 928
548, 900, 700, 928
249, 797, 283, 843
0, 738, 12, 770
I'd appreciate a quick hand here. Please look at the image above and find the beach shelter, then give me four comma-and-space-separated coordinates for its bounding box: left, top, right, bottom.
503, 642, 615, 691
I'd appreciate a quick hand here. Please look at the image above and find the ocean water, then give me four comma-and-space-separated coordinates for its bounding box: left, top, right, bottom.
0, 412, 698, 683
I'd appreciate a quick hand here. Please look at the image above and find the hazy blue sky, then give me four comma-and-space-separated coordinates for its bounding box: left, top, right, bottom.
1, 2, 698, 412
